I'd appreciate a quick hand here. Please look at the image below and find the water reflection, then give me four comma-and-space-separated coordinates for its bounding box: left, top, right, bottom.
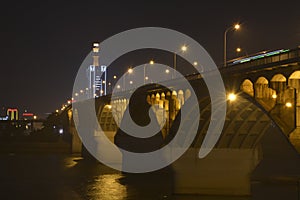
0, 154, 296, 200
63, 156, 83, 168
88, 174, 127, 200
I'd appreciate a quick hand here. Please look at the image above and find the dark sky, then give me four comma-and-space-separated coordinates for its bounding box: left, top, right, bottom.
1, 1, 300, 118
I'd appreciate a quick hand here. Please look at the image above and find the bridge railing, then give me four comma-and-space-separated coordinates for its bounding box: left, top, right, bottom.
226, 47, 300, 69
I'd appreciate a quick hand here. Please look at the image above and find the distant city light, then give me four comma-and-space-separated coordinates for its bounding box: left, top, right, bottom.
0, 116, 9, 121
23, 113, 34, 117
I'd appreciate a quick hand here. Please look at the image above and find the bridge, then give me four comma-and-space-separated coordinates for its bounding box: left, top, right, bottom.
63, 46, 300, 196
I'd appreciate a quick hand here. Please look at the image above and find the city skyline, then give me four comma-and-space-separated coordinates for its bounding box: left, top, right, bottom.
1, 1, 300, 118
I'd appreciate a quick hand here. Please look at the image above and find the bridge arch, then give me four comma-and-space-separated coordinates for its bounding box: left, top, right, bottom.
240, 79, 254, 97
271, 74, 287, 82
270, 74, 287, 104
254, 76, 277, 111
287, 70, 300, 139
288, 70, 300, 89
255, 76, 269, 99
255, 76, 269, 85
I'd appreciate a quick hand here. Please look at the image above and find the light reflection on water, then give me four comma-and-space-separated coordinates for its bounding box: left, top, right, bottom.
59, 157, 297, 200
4, 155, 293, 200
64, 156, 83, 168
89, 174, 127, 200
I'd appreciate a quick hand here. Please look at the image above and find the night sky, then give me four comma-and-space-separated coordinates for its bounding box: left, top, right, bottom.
1, 1, 300, 118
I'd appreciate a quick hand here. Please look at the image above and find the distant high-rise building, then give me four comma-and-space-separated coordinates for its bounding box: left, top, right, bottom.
87, 42, 107, 98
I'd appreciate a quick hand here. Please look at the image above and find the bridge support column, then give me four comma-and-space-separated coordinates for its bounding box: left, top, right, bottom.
288, 76, 300, 138
172, 147, 262, 196
289, 88, 300, 139
70, 126, 82, 154
271, 81, 286, 105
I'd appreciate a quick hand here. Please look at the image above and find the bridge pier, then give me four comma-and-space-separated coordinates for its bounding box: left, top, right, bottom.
70, 126, 82, 154
67, 109, 83, 154
172, 147, 262, 196
288, 78, 300, 139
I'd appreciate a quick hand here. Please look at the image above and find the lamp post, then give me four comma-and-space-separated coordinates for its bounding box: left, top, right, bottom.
224, 24, 240, 67
123, 68, 133, 91
144, 60, 154, 84
236, 47, 242, 57
112, 75, 117, 91
173, 45, 187, 78
236, 47, 248, 57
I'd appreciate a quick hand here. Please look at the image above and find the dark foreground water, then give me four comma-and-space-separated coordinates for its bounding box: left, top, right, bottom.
0, 153, 298, 200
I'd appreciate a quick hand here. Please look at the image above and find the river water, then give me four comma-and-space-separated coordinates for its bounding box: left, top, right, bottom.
0, 154, 298, 200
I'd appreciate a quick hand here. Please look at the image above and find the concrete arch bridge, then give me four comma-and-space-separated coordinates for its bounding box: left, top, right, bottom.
63, 46, 300, 196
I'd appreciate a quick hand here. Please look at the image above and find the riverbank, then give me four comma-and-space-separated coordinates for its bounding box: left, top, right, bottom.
0, 140, 70, 154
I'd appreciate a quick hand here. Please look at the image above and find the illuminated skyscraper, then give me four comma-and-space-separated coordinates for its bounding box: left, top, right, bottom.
87, 42, 107, 98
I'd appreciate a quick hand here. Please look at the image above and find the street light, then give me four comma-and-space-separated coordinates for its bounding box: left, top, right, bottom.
224, 23, 241, 67
181, 45, 187, 52
123, 68, 133, 91
228, 93, 237, 102
236, 47, 242, 57
174, 45, 187, 78
128, 68, 133, 74
143, 60, 155, 84
236, 47, 248, 57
